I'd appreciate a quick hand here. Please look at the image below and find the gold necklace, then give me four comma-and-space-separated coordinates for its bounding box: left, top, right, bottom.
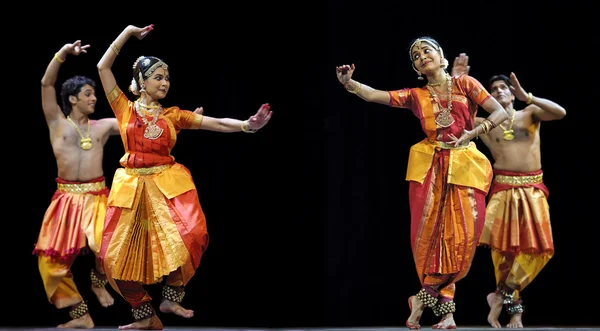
136, 99, 161, 109
426, 75, 455, 127
499, 110, 516, 140
67, 116, 92, 150
134, 101, 163, 140
427, 73, 450, 87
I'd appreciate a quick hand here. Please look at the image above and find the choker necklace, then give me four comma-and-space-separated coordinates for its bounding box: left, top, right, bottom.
426, 75, 455, 127
67, 116, 92, 150
499, 110, 516, 140
135, 101, 163, 140
427, 73, 450, 87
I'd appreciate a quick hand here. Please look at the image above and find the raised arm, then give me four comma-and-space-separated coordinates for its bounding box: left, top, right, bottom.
198, 103, 273, 133
508, 72, 566, 121
41, 40, 90, 125
335, 64, 391, 105
97, 25, 154, 95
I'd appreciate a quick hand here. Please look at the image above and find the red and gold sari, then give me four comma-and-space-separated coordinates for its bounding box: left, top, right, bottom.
388, 75, 493, 299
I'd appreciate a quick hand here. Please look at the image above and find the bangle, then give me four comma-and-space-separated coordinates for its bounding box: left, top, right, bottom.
345, 81, 362, 94
110, 43, 120, 55
241, 120, 257, 133
54, 53, 65, 63
526, 92, 533, 105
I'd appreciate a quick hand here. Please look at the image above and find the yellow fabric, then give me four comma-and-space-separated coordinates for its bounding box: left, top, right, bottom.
108, 163, 196, 209
103, 175, 192, 284
38, 255, 83, 308
480, 186, 553, 255
492, 250, 552, 295
406, 139, 493, 193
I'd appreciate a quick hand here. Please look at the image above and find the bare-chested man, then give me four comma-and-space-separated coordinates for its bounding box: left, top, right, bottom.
452, 55, 566, 328
33, 40, 120, 328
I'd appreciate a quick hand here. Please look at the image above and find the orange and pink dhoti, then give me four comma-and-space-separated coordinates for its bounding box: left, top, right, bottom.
33, 176, 110, 319
479, 169, 554, 314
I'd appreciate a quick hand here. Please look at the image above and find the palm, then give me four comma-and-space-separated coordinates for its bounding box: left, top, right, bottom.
451, 53, 470, 77
248, 103, 273, 130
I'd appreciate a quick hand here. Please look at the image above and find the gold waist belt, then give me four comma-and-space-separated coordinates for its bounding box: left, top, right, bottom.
433, 140, 470, 149
494, 173, 543, 186
125, 164, 170, 176
57, 180, 106, 194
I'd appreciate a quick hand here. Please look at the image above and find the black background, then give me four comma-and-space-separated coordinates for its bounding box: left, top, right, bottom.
3, 0, 597, 328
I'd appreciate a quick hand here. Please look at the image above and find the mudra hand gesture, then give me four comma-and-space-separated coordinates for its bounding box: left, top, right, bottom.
336, 64, 355, 85
451, 53, 470, 77
247, 103, 273, 131
65, 40, 90, 57
128, 24, 154, 40
448, 129, 477, 147
507, 72, 530, 103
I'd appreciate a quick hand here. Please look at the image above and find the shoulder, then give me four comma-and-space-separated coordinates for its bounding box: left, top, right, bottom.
454, 74, 483, 86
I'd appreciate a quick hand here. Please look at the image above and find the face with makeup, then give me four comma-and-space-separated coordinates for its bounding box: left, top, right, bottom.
410, 39, 446, 77
142, 67, 170, 101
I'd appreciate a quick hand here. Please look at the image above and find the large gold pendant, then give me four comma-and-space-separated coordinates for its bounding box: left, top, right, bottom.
144, 124, 164, 140
503, 130, 515, 141
80, 138, 93, 150
435, 110, 455, 128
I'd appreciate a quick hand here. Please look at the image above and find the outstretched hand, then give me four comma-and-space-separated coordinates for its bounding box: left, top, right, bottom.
335, 64, 355, 85
248, 103, 273, 131
66, 40, 90, 57
508, 72, 529, 103
447, 129, 476, 147
451, 53, 470, 77
129, 24, 154, 40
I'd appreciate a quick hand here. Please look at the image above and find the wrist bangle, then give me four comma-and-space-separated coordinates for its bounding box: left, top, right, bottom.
54, 53, 65, 63
526, 92, 533, 105
241, 120, 257, 133
345, 81, 362, 94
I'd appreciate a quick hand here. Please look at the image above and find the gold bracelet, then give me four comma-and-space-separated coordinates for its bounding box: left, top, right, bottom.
526, 92, 533, 105
110, 43, 120, 55
345, 81, 362, 94
241, 120, 256, 133
54, 52, 65, 63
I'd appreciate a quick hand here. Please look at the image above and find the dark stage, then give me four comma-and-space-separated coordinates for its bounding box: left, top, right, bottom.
4, 0, 598, 330
1, 328, 600, 331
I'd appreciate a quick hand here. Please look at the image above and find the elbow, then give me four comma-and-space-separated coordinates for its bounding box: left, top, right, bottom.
41, 77, 52, 87
557, 107, 567, 119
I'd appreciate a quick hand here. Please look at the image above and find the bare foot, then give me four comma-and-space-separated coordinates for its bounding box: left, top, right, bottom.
507, 313, 523, 328
57, 313, 94, 329
406, 295, 423, 329
487, 292, 503, 328
92, 285, 115, 307
432, 313, 457, 329
159, 299, 194, 318
118, 315, 163, 330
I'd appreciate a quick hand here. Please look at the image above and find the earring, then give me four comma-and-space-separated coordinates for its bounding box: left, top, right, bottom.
140, 85, 146, 94
417, 73, 424, 80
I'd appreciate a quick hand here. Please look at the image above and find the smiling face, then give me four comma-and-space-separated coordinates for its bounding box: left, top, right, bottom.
70, 84, 97, 115
410, 39, 444, 76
